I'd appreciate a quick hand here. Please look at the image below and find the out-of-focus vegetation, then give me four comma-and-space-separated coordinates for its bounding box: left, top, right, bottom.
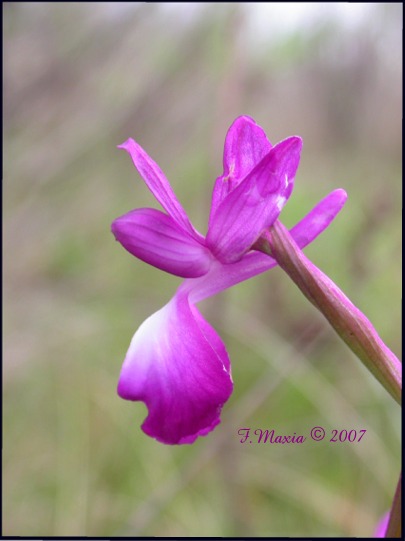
3, 2, 401, 537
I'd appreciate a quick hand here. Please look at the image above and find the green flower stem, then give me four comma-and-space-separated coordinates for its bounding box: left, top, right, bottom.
257, 220, 401, 405
385, 472, 402, 538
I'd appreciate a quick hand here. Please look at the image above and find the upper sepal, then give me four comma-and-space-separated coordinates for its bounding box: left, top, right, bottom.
209, 116, 273, 222
207, 136, 302, 263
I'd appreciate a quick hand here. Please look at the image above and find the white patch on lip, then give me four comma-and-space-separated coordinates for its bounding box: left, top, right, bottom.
123, 302, 170, 372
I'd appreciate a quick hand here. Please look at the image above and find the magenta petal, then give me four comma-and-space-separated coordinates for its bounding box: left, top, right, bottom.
188, 189, 348, 303
117, 289, 233, 445
118, 138, 198, 237
207, 136, 302, 263
223, 115, 273, 180
209, 116, 272, 222
112, 208, 212, 278
290, 188, 347, 246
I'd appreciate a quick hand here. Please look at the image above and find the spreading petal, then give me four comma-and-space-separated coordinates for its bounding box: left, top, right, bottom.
112, 208, 212, 278
189, 189, 348, 303
209, 116, 272, 222
117, 289, 233, 445
118, 138, 199, 238
289, 188, 347, 245
207, 136, 302, 263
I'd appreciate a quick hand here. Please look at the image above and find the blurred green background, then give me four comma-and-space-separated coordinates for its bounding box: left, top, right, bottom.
3, 2, 401, 537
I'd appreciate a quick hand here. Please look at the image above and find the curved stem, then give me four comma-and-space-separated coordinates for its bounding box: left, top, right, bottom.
257, 220, 401, 404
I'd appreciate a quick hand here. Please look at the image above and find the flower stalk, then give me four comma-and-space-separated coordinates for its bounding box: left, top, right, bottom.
258, 220, 401, 405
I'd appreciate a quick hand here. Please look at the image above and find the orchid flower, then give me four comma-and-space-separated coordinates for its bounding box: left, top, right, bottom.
112, 116, 347, 445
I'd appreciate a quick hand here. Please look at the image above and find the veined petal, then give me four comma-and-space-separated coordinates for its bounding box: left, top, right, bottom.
207, 136, 302, 263
111, 208, 212, 278
209, 116, 272, 223
188, 189, 348, 303
289, 188, 347, 245
118, 138, 199, 238
117, 289, 233, 445
223, 115, 273, 180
